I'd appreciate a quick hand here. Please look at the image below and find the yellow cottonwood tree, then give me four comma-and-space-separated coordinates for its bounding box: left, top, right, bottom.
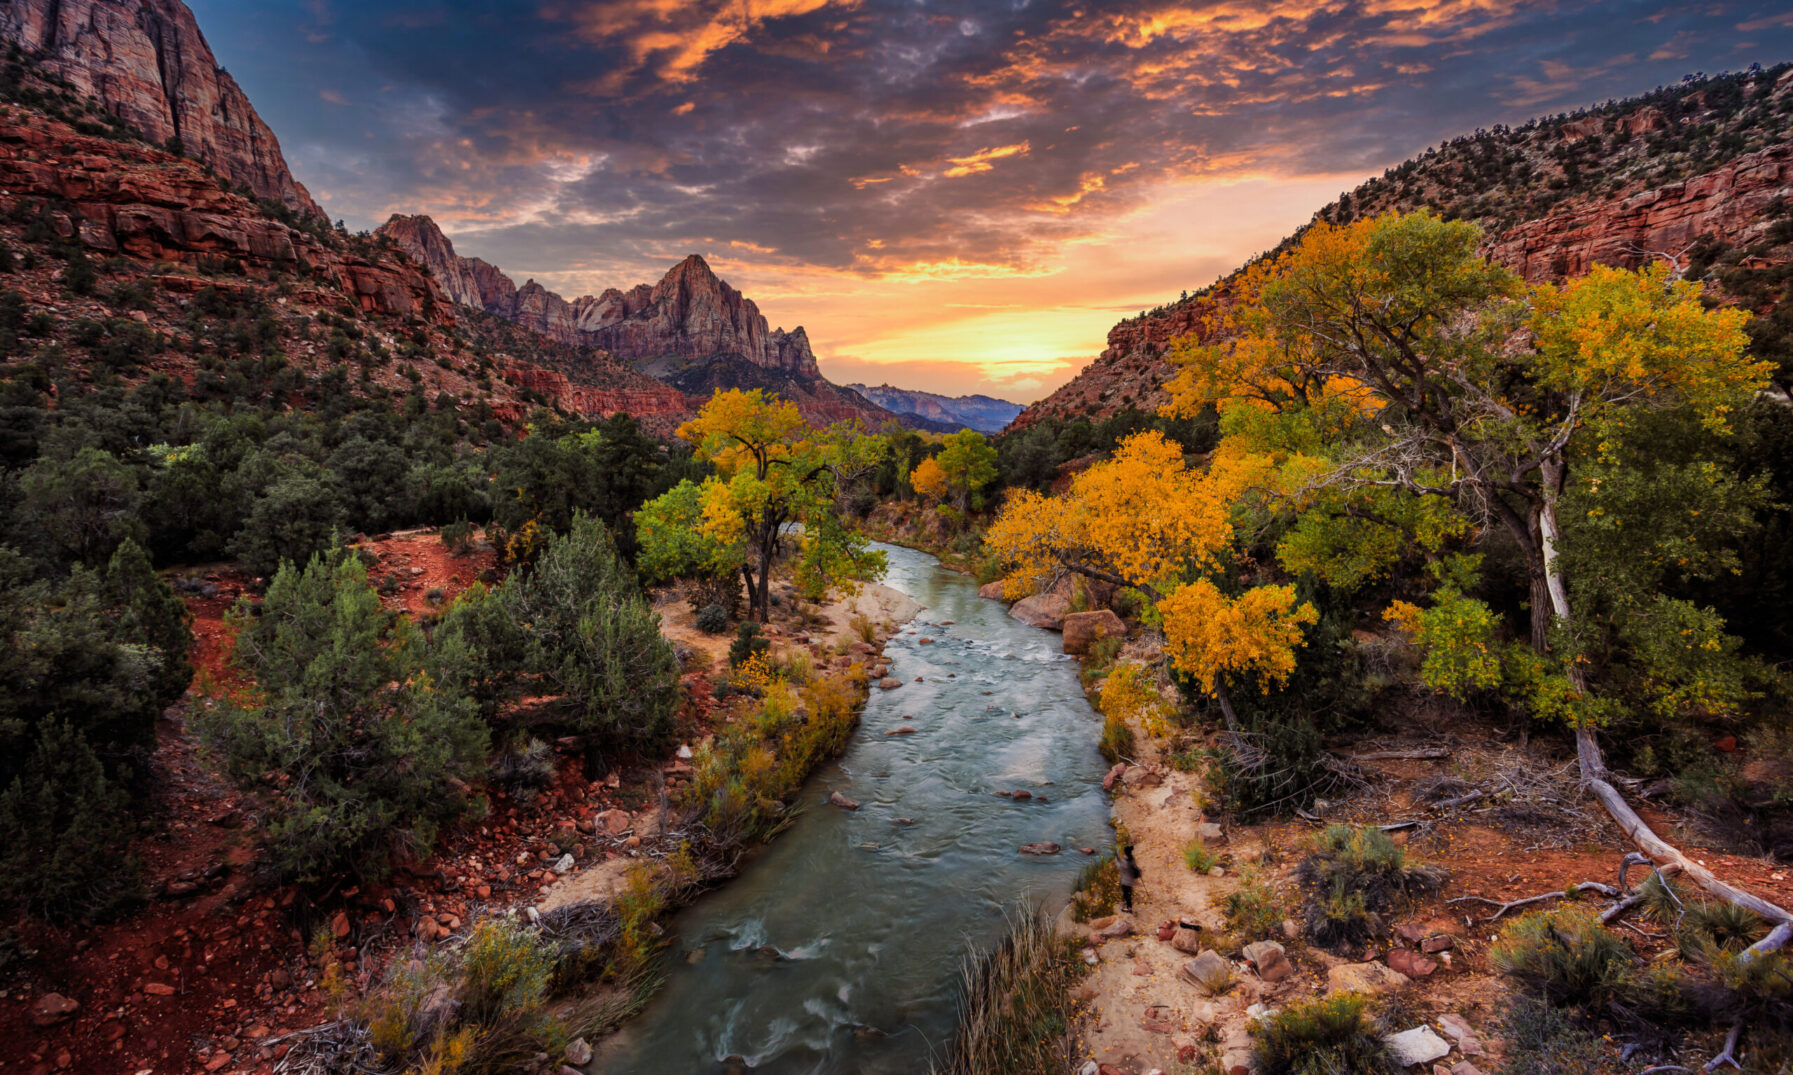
671, 389, 887, 621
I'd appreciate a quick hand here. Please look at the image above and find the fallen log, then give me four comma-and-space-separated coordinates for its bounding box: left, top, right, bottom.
1577, 725, 1791, 965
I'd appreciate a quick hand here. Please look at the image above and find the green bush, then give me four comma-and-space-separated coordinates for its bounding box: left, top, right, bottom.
199, 551, 487, 884
933, 909, 1085, 1075
506, 514, 680, 748
0, 719, 142, 920
1295, 825, 1445, 952
1491, 906, 1635, 1011
695, 603, 730, 634
729, 619, 769, 668
1251, 993, 1398, 1075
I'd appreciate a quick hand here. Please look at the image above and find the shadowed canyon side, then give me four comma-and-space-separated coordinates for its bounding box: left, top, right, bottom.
1014, 65, 1793, 430
0, 0, 322, 219
377, 213, 901, 428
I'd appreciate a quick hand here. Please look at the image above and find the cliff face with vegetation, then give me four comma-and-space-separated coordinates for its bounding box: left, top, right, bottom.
0, 0, 322, 218
377, 213, 903, 428
1016, 64, 1793, 429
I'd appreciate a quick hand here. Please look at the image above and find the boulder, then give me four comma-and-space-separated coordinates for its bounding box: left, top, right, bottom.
598, 809, 631, 836
1421, 933, 1455, 953
1019, 842, 1062, 855
1387, 948, 1438, 978
1171, 923, 1205, 953
829, 791, 859, 810
1385, 1026, 1451, 1067
1438, 1014, 1485, 1057
1327, 961, 1410, 994
878, 677, 902, 690
30, 993, 78, 1027
1010, 592, 1071, 630
564, 1037, 593, 1065
1179, 950, 1234, 995
1242, 940, 1294, 982
1089, 915, 1133, 940
1102, 763, 1127, 791
1061, 609, 1127, 654
978, 581, 1006, 600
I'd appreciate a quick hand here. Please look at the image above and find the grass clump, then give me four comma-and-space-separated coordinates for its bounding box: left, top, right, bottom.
931, 907, 1085, 1075
1070, 853, 1120, 922
1097, 713, 1134, 765
331, 914, 636, 1075
1184, 840, 1218, 873
1295, 825, 1445, 952
1490, 906, 1635, 1011
1221, 869, 1287, 939
1251, 992, 1399, 1075
1492, 995, 1619, 1075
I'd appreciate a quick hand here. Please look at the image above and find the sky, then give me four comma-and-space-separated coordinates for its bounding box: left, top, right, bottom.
189, 1, 1793, 402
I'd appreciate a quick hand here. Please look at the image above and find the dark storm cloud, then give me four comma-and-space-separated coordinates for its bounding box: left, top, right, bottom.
192, 0, 1793, 288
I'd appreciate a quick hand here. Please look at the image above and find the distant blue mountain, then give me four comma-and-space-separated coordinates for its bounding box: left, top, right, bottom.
845, 384, 1026, 434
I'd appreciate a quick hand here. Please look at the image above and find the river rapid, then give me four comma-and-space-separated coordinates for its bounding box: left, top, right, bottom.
597, 542, 1113, 1074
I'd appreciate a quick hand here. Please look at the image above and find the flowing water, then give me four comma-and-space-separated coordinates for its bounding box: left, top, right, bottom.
598, 543, 1112, 1074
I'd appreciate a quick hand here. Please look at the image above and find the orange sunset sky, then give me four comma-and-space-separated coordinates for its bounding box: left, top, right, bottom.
190, 0, 1793, 401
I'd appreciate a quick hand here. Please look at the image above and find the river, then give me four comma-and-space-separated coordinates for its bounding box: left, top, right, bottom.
596, 542, 1113, 1074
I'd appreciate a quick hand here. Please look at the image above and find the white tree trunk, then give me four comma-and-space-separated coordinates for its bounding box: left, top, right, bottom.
1538, 455, 1790, 957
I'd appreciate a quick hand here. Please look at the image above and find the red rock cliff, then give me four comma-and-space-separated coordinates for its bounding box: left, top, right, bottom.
0, 0, 323, 219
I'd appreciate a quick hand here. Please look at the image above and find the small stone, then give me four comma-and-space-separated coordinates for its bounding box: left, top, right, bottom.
1421, 933, 1455, 953
565, 1037, 593, 1065
598, 809, 631, 836
30, 993, 78, 1027
1438, 1014, 1485, 1056
1179, 950, 1233, 995
144, 982, 176, 996
1385, 1026, 1451, 1067
829, 791, 859, 810
1395, 921, 1430, 944
1196, 822, 1223, 841
1011, 789, 1032, 801
332, 911, 351, 939
878, 677, 902, 690
1280, 918, 1300, 940
1451, 1063, 1487, 1075
552, 853, 574, 874
1102, 763, 1127, 791
1207, 866, 1225, 878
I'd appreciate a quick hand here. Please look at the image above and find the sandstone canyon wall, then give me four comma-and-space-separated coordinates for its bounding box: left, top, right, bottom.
0, 0, 323, 219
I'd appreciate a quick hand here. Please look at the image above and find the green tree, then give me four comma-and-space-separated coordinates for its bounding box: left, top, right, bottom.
932, 428, 1000, 512
201, 551, 487, 884
0, 718, 141, 920
228, 468, 342, 579
16, 446, 146, 568
677, 390, 887, 621
503, 515, 680, 748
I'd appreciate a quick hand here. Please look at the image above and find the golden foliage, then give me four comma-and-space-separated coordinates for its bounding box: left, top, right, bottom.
1160, 579, 1318, 694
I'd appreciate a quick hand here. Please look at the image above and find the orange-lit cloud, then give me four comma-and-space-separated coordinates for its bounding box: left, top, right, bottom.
217, 0, 1793, 398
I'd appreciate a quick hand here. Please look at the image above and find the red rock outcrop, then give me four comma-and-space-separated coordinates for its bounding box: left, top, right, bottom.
0, 117, 440, 319
375, 216, 826, 377
497, 364, 690, 435
1486, 142, 1793, 283
0, 0, 323, 219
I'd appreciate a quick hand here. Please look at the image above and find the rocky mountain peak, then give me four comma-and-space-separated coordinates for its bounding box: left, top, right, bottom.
0, 0, 323, 219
